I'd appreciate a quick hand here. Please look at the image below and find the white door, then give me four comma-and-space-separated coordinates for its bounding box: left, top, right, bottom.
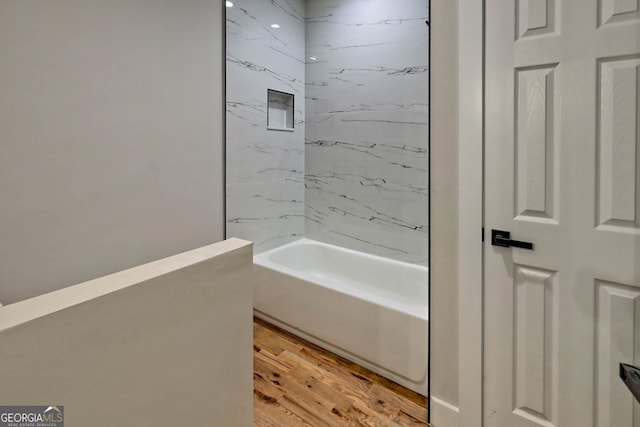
484, 1, 640, 426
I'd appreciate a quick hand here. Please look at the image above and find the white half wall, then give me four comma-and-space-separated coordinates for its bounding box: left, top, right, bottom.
0, 0, 225, 304
0, 238, 254, 427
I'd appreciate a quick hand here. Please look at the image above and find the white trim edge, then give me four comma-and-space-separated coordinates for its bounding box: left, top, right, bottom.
431, 396, 460, 427
457, 0, 484, 426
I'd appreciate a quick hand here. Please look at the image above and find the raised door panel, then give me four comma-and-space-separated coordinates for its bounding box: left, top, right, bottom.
517, 0, 556, 39
597, 56, 640, 231
600, 0, 640, 26
595, 281, 640, 427
515, 65, 559, 223
514, 266, 558, 427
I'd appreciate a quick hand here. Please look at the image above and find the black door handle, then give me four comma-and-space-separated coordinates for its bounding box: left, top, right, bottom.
491, 229, 534, 250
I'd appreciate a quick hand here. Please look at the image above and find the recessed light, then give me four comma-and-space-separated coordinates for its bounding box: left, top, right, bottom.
309, 56, 317, 61
271, 24, 280, 29
225, 1, 233, 7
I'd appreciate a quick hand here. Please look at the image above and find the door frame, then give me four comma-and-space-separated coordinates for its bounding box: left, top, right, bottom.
457, 0, 484, 426
428, 0, 485, 424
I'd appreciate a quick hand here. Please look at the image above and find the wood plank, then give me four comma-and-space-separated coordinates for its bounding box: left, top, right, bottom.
347, 399, 405, 427
279, 349, 382, 416
298, 346, 427, 408
254, 318, 428, 427
369, 383, 428, 422
254, 319, 304, 355
253, 385, 314, 427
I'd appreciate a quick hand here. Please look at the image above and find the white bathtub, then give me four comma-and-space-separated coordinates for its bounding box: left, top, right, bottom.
253, 238, 428, 395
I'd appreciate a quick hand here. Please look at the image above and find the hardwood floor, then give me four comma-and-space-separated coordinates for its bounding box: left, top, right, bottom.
253, 317, 428, 426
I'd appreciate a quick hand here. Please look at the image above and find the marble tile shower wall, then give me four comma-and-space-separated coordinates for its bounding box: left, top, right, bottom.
305, 0, 429, 264
226, 0, 306, 253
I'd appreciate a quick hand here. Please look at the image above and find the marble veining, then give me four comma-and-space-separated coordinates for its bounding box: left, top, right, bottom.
226, 0, 428, 263
226, 0, 306, 253
305, 0, 429, 264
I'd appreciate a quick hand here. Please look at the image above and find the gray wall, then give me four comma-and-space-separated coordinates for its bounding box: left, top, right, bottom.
226, 0, 306, 253
0, 0, 225, 304
305, 0, 429, 264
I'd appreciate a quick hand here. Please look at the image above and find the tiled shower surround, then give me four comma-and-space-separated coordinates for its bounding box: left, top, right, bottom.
305, 0, 429, 264
227, 0, 429, 264
226, 0, 306, 253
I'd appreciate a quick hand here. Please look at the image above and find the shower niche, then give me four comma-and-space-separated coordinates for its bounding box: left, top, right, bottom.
267, 89, 294, 131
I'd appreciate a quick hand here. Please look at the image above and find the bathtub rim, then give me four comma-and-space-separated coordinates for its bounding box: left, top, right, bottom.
254, 237, 429, 321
